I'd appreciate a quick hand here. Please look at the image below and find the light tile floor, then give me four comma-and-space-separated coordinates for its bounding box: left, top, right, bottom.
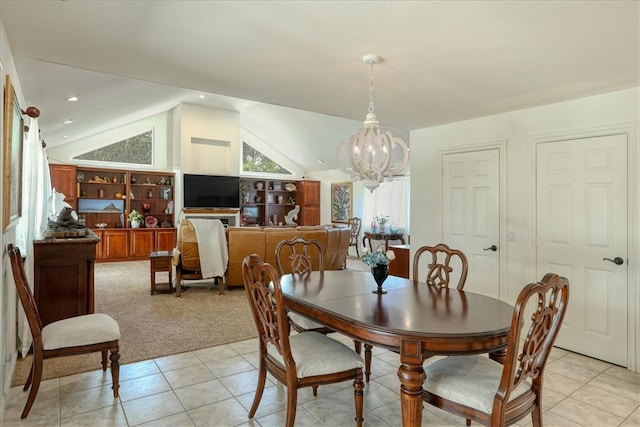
3, 334, 639, 426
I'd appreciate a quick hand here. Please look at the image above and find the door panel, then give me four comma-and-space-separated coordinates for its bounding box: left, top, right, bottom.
536, 134, 627, 365
442, 149, 500, 298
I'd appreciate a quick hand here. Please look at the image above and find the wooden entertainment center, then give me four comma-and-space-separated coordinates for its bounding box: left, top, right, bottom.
49, 165, 322, 262
49, 164, 177, 262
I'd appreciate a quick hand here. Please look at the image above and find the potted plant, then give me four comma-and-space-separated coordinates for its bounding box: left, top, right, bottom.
128, 210, 144, 228
362, 244, 396, 294
374, 215, 390, 232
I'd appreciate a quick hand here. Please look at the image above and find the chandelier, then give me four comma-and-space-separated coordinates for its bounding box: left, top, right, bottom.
336, 54, 409, 192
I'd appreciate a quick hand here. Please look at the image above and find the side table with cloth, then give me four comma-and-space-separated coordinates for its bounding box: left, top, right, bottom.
362, 231, 405, 251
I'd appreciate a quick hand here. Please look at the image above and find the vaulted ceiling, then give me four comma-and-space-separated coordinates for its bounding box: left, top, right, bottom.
2, 1, 638, 172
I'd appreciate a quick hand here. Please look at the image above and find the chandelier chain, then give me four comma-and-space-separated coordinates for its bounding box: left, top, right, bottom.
368, 61, 375, 114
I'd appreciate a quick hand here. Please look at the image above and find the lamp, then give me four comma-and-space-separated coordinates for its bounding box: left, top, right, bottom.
336, 54, 409, 192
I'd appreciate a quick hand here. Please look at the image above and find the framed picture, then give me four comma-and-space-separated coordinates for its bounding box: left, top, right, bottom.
331, 181, 352, 223
2, 75, 23, 231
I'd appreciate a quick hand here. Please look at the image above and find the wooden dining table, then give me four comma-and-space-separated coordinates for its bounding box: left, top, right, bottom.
280, 270, 513, 427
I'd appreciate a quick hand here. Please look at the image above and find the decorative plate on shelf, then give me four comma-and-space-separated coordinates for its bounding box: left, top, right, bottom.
145, 216, 158, 228
77, 171, 84, 182
284, 183, 296, 192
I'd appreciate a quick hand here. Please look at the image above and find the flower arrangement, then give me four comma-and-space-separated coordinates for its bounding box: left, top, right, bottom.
128, 210, 144, 223
375, 215, 390, 226
362, 244, 396, 267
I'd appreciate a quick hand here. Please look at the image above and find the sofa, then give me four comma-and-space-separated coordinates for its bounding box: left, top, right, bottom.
226, 225, 351, 286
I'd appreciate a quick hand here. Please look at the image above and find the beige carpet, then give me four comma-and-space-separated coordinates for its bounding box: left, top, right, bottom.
11, 255, 369, 386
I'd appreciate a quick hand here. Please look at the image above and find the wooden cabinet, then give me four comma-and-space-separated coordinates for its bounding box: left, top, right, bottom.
103, 230, 129, 259
50, 165, 177, 261
388, 244, 410, 279
297, 180, 320, 225
129, 171, 174, 228
130, 229, 155, 258
239, 178, 319, 226
49, 164, 77, 209
33, 232, 99, 326
156, 228, 177, 251
76, 167, 127, 228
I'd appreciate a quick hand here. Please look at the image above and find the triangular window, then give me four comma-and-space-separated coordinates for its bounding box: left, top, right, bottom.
242, 141, 291, 174
73, 130, 153, 165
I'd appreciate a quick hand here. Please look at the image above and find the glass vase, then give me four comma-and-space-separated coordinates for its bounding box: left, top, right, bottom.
371, 264, 389, 294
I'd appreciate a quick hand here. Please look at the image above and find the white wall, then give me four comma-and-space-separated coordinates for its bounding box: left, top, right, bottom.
410, 88, 639, 369
178, 103, 240, 176
0, 20, 26, 421
46, 111, 172, 169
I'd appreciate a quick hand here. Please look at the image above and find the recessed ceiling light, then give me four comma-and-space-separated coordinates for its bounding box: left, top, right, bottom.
199, 95, 205, 99
317, 159, 325, 164
66, 96, 78, 102
62, 135, 70, 138
63, 119, 73, 124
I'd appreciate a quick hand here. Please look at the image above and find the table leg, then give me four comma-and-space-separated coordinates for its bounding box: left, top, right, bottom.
397, 343, 426, 427
149, 260, 155, 295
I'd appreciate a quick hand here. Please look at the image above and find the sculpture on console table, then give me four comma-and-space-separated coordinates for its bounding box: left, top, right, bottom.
284, 205, 300, 226
45, 207, 88, 237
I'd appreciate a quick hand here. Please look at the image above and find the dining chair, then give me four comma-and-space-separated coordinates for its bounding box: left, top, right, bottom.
347, 217, 362, 257
7, 243, 121, 419
275, 236, 334, 334
242, 254, 365, 426
412, 243, 469, 289
422, 272, 569, 427
362, 243, 470, 382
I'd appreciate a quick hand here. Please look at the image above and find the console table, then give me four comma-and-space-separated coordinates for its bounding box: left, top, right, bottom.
363, 231, 405, 251
33, 231, 100, 326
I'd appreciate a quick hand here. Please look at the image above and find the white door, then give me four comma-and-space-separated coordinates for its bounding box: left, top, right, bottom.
442, 149, 500, 298
536, 134, 628, 366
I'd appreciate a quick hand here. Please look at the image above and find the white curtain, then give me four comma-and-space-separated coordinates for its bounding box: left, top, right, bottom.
362, 176, 410, 236
16, 117, 51, 356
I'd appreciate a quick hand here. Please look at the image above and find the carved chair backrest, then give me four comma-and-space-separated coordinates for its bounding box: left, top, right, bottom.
7, 244, 43, 341
275, 236, 324, 276
412, 243, 469, 289
348, 217, 362, 244
497, 273, 569, 414
242, 254, 293, 362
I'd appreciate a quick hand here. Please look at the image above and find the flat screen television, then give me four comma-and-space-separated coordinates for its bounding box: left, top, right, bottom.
183, 174, 240, 208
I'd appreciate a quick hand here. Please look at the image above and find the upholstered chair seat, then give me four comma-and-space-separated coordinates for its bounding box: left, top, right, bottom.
424, 355, 532, 414
267, 331, 363, 378
42, 314, 120, 350
422, 273, 569, 427
286, 312, 326, 332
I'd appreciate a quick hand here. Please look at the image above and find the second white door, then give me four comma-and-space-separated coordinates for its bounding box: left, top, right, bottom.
442, 149, 500, 298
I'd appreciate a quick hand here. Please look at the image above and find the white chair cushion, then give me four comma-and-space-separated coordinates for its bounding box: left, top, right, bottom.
268, 331, 363, 378
424, 355, 532, 414
42, 313, 121, 350
287, 312, 326, 331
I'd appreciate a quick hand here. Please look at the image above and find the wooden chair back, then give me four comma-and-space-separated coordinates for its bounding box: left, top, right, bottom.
242, 254, 293, 361
242, 253, 365, 426
8, 243, 121, 419
499, 273, 569, 408
412, 243, 469, 289
275, 236, 324, 276
348, 217, 362, 256
423, 273, 569, 426
8, 244, 43, 344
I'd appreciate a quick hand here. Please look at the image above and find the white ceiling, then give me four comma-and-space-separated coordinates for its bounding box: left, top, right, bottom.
1, 1, 638, 171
